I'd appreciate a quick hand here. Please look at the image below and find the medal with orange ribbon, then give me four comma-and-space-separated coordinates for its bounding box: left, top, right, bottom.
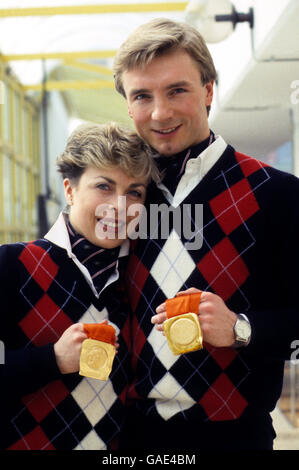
163, 292, 203, 355
79, 323, 116, 380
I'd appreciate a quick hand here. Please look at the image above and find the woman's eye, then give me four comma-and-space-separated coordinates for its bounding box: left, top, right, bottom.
129, 190, 143, 198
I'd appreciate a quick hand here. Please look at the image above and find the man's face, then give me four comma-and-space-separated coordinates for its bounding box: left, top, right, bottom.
122, 50, 214, 156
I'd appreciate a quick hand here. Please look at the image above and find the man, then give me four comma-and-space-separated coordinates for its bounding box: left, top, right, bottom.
113, 18, 299, 450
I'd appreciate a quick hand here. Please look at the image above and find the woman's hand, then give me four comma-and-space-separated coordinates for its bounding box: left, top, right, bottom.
54, 320, 119, 374
54, 323, 87, 374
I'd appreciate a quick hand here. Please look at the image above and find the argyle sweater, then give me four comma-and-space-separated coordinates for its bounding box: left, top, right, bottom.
126, 141, 299, 425
0, 236, 131, 450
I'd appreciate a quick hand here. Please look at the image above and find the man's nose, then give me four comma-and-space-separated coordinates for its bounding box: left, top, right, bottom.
151, 97, 173, 122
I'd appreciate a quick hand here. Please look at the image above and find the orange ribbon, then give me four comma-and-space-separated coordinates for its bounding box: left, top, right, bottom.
83, 323, 116, 345
165, 292, 202, 319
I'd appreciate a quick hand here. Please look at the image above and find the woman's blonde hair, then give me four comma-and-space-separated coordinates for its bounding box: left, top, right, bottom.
56, 121, 160, 184
113, 17, 217, 113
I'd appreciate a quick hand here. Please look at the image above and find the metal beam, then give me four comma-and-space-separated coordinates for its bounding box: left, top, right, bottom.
0, 3, 187, 17
1, 51, 117, 61
63, 59, 113, 75
23, 80, 115, 91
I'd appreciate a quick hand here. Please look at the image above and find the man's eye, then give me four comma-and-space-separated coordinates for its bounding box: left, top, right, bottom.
134, 94, 149, 101
173, 88, 186, 95
97, 184, 110, 190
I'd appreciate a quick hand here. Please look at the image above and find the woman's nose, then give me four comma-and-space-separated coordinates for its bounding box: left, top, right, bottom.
109, 194, 127, 220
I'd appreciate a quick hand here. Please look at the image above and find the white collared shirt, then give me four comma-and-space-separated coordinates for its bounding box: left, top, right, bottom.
44, 212, 130, 298
157, 135, 227, 208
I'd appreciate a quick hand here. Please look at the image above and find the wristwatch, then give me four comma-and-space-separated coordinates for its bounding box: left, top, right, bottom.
233, 314, 251, 348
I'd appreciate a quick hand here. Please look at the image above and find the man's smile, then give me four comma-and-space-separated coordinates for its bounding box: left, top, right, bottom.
153, 125, 181, 136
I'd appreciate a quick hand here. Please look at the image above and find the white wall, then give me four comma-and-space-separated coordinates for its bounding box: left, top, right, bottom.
209, 0, 295, 115
253, 0, 292, 51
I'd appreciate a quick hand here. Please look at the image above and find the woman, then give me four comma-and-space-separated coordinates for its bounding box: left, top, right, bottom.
0, 122, 159, 450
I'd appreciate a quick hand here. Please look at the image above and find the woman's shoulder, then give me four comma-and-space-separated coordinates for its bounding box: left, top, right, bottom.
0, 238, 50, 255
0, 238, 64, 268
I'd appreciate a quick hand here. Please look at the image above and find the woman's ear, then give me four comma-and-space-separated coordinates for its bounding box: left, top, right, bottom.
63, 178, 73, 205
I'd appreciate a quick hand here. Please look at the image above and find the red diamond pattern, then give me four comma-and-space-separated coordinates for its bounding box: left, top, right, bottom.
205, 344, 237, 370
131, 314, 147, 370
199, 373, 248, 421
127, 254, 149, 312
8, 426, 55, 450
235, 151, 269, 177
19, 294, 73, 346
19, 243, 59, 292
210, 178, 259, 235
197, 237, 249, 301
22, 380, 69, 422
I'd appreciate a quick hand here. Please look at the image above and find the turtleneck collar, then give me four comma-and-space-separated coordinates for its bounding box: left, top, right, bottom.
157, 130, 215, 195
66, 216, 120, 295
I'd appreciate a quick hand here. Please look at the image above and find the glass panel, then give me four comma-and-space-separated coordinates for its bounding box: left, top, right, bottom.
14, 91, 21, 154
3, 154, 12, 225
15, 161, 21, 223
2, 83, 10, 143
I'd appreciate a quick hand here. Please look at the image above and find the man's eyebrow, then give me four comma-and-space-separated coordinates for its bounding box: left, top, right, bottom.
129, 81, 191, 98
128, 88, 150, 98
166, 80, 190, 89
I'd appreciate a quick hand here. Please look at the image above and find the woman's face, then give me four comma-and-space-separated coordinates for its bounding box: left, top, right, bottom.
64, 165, 147, 249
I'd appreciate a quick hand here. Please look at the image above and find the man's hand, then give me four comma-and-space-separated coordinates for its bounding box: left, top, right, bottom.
152, 287, 237, 348
54, 323, 87, 374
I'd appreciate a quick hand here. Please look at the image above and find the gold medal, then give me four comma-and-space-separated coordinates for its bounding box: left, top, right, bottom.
163, 293, 203, 355
79, 323, 116, 380
79, 338, 116, 381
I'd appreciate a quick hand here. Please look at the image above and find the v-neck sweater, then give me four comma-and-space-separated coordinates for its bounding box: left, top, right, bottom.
126, 138, 299, 426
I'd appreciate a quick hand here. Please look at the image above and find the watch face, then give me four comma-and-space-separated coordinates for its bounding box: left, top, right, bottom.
235, 320, 251, 340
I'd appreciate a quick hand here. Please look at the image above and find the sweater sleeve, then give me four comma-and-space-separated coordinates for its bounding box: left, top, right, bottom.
244, 172, 299, 360
0, 344, 61, 399
0, 244, 62, 400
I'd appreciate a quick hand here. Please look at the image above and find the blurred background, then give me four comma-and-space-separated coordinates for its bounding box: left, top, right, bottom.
0, 0, 298, 448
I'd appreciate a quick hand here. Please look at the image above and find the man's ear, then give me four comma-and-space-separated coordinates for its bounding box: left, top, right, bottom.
205, 80, 214, 107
